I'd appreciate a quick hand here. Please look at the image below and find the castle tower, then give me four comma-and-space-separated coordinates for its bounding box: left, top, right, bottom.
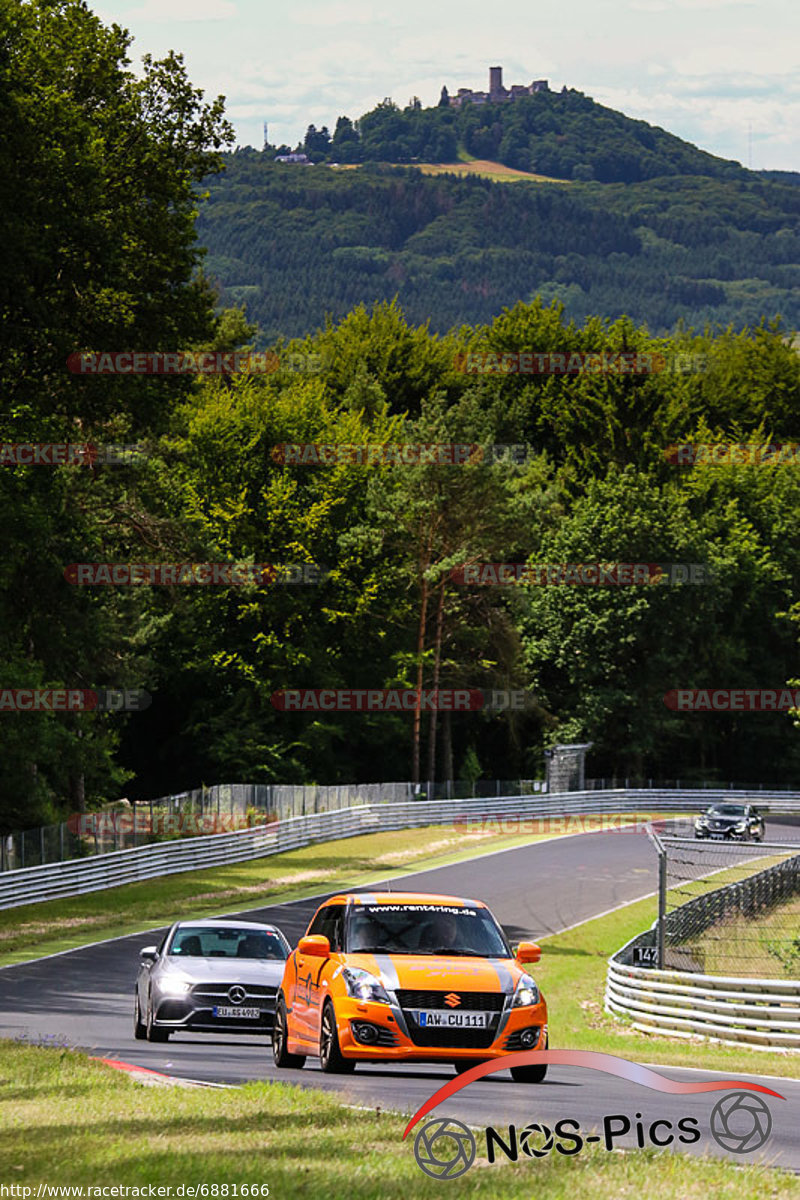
489, 66, 503, 97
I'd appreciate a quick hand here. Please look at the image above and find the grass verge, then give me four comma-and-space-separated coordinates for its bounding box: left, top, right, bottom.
686, 893, 800, 978
1, 1043, 798, 1197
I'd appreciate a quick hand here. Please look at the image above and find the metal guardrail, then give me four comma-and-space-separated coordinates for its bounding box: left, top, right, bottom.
606, 949, 800, 1050
606, 836, 800, 1050
2, 786, 800, 911
0, 779, 548, 871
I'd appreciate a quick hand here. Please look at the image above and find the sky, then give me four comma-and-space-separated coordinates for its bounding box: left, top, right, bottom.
95, 0, 800, 171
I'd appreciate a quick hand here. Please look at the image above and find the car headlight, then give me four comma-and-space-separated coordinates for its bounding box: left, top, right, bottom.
341, 967, 392, 1005
160, 976, 192, 996
695, 817, 707, 827
512, 973, 540, 1008
734, 821, 747, 832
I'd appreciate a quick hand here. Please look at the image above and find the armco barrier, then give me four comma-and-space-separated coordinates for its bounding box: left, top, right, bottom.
606, 950, 800, 1050
2, 787, 800, 911
605, 837, 800, 1051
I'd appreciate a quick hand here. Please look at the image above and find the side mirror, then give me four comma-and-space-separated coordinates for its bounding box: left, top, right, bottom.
298, 935, 330, 958
139, 945, 158, 962
516, 941, 541, 964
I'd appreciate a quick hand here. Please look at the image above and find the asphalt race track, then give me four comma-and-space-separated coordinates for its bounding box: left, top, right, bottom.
2, 821, 799, 1173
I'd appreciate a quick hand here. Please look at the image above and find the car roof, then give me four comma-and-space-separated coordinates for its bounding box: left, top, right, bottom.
321, 892, 486, 907
173, 919, 283, 932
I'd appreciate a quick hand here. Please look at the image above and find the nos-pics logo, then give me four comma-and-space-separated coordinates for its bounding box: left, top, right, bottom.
404, 1050, 783, 1180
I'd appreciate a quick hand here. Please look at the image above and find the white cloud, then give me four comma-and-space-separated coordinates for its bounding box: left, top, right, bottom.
290, 2, 385, 25
127, 0, 236, 21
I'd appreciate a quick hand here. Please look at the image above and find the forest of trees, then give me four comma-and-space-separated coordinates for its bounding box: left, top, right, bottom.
198, 155, 800, 340
2, 1, 800, 836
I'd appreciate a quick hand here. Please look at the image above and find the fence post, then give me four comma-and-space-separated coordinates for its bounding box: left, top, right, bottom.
645, 822, 667, 968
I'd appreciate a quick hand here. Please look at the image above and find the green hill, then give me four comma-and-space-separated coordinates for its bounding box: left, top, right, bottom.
293, 88, 756, 184
196, 151, 800, 341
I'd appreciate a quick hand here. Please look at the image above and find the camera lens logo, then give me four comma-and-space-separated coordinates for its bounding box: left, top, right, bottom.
710, 1091, 772, 1154
414, 1117, 476, 1179
519, 1122, 554, 1158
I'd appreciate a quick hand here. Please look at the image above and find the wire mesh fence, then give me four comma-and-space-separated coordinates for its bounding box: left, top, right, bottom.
660, 835, 800, 977
0, 778, 546, 871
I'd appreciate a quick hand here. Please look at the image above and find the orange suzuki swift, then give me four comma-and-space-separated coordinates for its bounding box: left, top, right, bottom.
272, 891, 548, 1081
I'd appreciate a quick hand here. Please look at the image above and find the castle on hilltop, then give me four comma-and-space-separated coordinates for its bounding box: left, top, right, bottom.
445, 66, 551, 108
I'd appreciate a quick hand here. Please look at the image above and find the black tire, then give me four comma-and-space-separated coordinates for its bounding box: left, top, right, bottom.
454, 1060, 484, 1075
319, 999, 355, 1074
510, 1033, 548, 1083
272, 997, 306, 1069
133, 991, 147, 1040
510, 1061, 548, 1083
145, 994, 170, 1043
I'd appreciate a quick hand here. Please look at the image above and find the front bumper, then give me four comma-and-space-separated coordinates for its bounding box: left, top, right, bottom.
695, 827, 748, 840
332, 995, 548, 1062
152, 997, 276, 1034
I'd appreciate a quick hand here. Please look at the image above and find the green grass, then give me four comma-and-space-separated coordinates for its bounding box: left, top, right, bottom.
538, 895, 800, 1079
685, 893, 800, 978
1, 1043, 798, 1197
0, 814, 666, 967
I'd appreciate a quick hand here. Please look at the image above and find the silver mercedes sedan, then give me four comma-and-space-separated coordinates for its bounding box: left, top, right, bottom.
134, 919, 290, 1041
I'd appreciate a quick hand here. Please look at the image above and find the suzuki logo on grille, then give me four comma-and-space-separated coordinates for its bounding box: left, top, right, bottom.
228, 985, 247, 1005
444, 993, 461, 1008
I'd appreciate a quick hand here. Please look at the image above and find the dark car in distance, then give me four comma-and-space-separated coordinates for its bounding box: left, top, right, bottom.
694, 804, 765, 841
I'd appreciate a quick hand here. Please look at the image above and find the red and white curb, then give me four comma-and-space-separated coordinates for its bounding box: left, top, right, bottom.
94, 1056, 234, 1088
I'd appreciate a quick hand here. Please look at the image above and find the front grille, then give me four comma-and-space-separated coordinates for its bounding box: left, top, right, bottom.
396, 990, 506, 1011
190, 983, 277, 1001
504, 1026, 541, 1051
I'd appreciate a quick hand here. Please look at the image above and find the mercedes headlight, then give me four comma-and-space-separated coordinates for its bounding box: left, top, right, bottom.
342, 967, 391, 1005
734, 821, 747, 832
160, 975, 192, 996
695, 817, 707, 827
511, 973, 540, 1008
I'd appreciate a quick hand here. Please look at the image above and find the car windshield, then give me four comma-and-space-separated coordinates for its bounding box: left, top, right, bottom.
347, 903, 511, 957
708, 805, 746, 817
168, 926, 287, 959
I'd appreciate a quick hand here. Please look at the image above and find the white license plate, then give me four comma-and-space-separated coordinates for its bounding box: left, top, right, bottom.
212, 1006, 261, 1019
417, 1010, 489, 1028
